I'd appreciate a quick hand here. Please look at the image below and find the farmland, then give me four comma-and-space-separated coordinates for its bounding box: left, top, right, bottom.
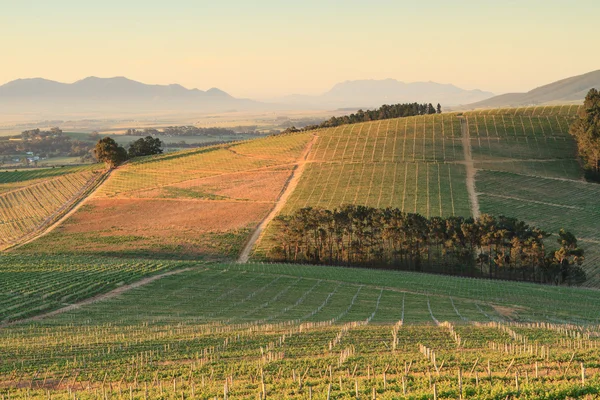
2, 105, 600, 399
15, 133, 314, 258
463, 107, 600, 287
3, 262, 600, 399
0, 166, 104, 249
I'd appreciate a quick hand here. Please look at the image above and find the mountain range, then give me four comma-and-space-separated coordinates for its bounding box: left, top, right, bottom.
1, 70, 599, 119
0, 77, 260, 118
465, 69, 600, 109
277, 79, 494, 108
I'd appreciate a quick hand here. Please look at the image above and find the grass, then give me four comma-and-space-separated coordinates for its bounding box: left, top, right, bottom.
3, 261, 600, 399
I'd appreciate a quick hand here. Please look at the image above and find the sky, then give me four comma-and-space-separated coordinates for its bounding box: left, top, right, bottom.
0, 0, 598, 99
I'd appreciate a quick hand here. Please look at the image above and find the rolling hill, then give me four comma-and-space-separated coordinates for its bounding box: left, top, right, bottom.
3, 104, 600, 400
467, 69, 600, 108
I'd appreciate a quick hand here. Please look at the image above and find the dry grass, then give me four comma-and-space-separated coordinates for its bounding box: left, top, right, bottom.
20, 199, 272, 258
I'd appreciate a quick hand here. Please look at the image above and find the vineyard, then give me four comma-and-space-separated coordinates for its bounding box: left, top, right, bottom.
14, 133, 314, 258
95, 133, 313, 198
464, 108, 600, 287
1, 105, 600, 398
0, 254, 185, 323
0, 168, 103, 249
3, 262, 600, 399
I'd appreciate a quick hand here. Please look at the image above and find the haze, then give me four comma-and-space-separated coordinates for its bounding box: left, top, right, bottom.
1, 0, 599, 98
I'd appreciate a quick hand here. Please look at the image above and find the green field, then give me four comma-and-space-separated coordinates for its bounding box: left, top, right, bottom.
3, 261, 600, 399
290, 115, 467, 215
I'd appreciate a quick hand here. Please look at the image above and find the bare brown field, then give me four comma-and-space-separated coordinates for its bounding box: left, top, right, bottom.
125, 167, 293, 202
16, 132, 315, 258
18, 199, 271, 258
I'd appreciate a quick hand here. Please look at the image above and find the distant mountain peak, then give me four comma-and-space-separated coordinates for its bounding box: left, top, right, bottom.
0, 76, 233, 100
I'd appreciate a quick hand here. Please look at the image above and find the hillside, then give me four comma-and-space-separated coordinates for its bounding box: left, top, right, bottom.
467, 69, 600, 108
15, 133, 314, 258
0, 165, 105, 250
9, 104, 600, 286
4, 106, 600, 399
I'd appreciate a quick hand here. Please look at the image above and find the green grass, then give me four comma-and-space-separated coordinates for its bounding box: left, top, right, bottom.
3, 261, 600, 399
0, 254, 187, 322
282, 161, 470, 217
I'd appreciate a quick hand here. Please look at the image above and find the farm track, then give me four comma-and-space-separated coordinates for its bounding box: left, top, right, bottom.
237, 135, 318, 263
479, 193, 584, 210
0, 268, 196, 328
5, 169, 112, 252
460, 117, 481, 218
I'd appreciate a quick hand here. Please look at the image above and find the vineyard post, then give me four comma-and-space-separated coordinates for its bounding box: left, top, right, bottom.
581, 362, 585, 384
515, 371, 519, 393
326, 383, 331, 400
401, 375, 406, 395
433, 383, 438, 400
458, 368, 463, 399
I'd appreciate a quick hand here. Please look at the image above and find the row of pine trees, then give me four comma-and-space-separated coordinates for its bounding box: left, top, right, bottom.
283, 102, 440, 133
267, 205, 586, 285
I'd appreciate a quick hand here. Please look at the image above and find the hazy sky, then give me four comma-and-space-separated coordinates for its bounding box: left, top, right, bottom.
1, 0, 598, 98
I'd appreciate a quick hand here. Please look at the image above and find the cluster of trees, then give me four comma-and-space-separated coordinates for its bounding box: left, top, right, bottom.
570, 88, 600, 182
20, 127, 63, 139
125, 126, 237, 136
93, 136, 163, 168
283, 103, 442, 133
267, 206, 586, 286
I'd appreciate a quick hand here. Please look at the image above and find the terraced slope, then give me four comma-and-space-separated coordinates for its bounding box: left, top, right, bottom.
0, 166, 103, 249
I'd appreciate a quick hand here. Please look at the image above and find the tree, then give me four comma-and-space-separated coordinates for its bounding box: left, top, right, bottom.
93, 137, 128, 168
570, 88, 600, 180
436, 103, 442, 114
552, 229, 585, 285
128, 136, 163, 158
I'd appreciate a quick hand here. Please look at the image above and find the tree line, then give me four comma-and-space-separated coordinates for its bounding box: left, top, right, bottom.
283, 102, 442, 133
267, 205, 586, 286
0, 128, 90, 158
570, 88, 600, 182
